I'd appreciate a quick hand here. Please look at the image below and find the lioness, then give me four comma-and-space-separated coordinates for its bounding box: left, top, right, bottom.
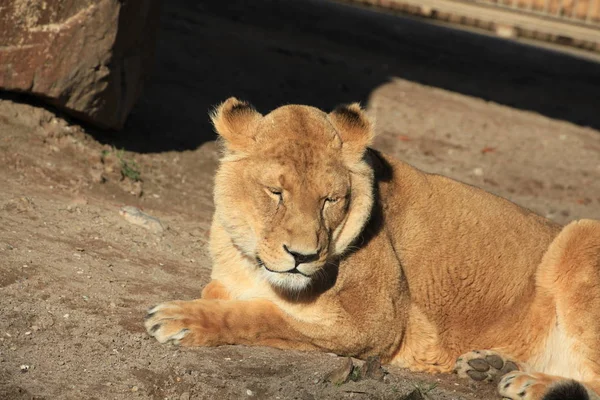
145, 98, 600, 400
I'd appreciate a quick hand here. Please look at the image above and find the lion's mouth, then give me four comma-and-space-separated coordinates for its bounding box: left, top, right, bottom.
256, 257, 310, 277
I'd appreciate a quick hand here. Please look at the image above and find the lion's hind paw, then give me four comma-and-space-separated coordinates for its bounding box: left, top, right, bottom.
455, 350, 520, 383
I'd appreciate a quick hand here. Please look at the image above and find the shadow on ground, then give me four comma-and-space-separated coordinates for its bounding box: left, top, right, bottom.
91, 0, 600, 153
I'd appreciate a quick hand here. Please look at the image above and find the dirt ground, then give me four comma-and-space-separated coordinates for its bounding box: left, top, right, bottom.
1, 1, 599, 399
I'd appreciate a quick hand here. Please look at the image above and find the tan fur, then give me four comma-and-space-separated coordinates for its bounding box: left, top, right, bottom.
146, 99, 600, 399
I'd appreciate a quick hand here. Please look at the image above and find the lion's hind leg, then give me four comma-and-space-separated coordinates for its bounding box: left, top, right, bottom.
513, 218, 600, 400
534, 220, 600, 383
457, 220, 600, 399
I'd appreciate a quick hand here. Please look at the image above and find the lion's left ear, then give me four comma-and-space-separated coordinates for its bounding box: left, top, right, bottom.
210, 97, 263, 152
328, 103, 374, 160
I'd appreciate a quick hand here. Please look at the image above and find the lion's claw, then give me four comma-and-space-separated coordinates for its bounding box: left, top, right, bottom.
144, 302, 193, 345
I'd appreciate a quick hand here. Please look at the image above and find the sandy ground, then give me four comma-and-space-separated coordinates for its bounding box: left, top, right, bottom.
1, 0, 599, 399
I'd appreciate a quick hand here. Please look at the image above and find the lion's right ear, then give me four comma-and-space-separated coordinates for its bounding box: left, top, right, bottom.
210, 97, 262, 152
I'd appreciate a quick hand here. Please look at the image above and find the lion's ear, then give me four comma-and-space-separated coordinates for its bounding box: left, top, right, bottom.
329, 103, 374, 160
210, 97, 262, 151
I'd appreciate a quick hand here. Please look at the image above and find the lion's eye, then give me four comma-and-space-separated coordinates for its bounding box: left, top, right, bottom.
325, 197, 340, 204
266, 187, 283, 201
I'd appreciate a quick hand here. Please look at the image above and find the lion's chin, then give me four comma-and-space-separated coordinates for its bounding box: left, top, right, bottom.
262, 270, 313, 292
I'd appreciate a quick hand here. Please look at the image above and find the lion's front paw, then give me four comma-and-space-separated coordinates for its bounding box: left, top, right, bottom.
144, 301, 198, 345
454, 350, 520, 382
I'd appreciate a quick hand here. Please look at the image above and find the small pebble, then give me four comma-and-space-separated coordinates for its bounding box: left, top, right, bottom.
20, 365, 29, 373
89, 169, 105, 184
179, 393, 190, 400
119, 206, 164, 234
246, 389, 254, 396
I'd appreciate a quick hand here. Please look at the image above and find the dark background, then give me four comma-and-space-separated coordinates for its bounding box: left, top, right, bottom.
101, 0, 600, 152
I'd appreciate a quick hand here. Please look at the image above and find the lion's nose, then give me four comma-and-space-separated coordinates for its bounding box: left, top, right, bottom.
283, 245, 319, 266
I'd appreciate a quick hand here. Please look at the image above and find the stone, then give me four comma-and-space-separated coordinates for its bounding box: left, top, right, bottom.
119, 206, 164, 234
0, 0, 162, 129
401, 389, 428, 400
358, 356, 386, 381
325, 357, 353, 385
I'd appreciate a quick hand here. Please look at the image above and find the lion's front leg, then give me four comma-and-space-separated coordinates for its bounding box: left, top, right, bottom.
200, 279, 230, 300
144, 298, 321, 351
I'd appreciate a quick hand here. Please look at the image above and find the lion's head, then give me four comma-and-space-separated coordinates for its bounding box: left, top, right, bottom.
210, 98, 375, 291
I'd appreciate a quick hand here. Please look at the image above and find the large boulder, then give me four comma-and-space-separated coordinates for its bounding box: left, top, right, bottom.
0, 0, 162, 129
